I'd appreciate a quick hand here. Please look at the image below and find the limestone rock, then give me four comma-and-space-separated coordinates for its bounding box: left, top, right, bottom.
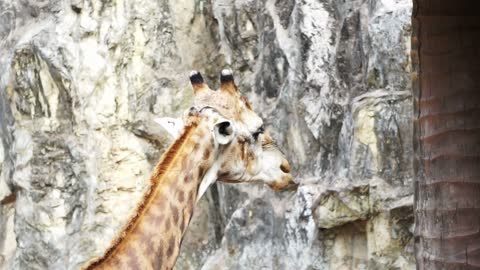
0, 0, 414, 269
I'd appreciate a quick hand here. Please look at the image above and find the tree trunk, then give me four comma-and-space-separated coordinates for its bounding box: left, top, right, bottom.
413, 0, 480, 269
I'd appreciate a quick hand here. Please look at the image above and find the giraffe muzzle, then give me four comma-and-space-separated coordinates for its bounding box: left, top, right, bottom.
283, 182, 299, 191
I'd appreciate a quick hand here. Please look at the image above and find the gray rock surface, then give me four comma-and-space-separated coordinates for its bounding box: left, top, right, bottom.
0, 0, 413, 269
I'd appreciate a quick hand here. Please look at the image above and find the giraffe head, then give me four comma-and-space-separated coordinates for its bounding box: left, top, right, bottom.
156, 69, 296, 197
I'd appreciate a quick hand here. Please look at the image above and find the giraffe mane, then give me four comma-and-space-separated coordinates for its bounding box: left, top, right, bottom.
83, 117, 201, 269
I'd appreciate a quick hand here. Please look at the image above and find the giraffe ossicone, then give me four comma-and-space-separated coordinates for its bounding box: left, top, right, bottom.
84, 70, 295, 270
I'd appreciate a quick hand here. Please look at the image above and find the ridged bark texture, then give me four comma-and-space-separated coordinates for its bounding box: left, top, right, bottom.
413, 0, 480, 269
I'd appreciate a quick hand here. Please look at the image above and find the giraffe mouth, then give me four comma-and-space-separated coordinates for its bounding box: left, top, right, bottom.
218, 178, 242, 184
268, 182, 299, 192
283, 182, 299, 191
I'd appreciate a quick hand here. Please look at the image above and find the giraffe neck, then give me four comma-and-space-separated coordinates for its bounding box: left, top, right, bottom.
85, 118, 215, 270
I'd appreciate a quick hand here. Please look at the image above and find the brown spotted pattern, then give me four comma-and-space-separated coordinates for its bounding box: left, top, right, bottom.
84, 119, 215, 270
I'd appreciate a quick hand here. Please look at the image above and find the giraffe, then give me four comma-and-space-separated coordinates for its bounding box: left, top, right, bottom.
83, 69, 295, 270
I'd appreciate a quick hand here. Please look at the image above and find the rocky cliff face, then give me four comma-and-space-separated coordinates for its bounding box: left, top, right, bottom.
0, 0, 413, 269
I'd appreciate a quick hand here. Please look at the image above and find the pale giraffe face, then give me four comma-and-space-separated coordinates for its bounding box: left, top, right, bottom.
155, 70, 296, 194
190, 70, 295, 192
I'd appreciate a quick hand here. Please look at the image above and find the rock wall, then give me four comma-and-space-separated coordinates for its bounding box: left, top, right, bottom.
0, 0, 413, 269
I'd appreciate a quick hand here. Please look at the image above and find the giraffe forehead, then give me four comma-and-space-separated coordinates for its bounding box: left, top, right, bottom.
241, 111, 263, 132
194, 89, 260, 122
190, 91, 265, 146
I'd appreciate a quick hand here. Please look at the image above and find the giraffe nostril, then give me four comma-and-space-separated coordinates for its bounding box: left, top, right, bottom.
280, 160, 291, 173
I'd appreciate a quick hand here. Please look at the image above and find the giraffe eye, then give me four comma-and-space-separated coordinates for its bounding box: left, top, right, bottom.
252, 126, 264, 140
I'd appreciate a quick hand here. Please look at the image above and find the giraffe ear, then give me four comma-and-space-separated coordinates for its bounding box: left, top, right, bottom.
154, 117, 184, 138
213, 120, 235, 145
196, 162, 219, 202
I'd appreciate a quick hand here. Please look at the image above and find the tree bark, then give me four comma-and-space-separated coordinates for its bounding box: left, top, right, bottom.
413, 0, 480, 269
